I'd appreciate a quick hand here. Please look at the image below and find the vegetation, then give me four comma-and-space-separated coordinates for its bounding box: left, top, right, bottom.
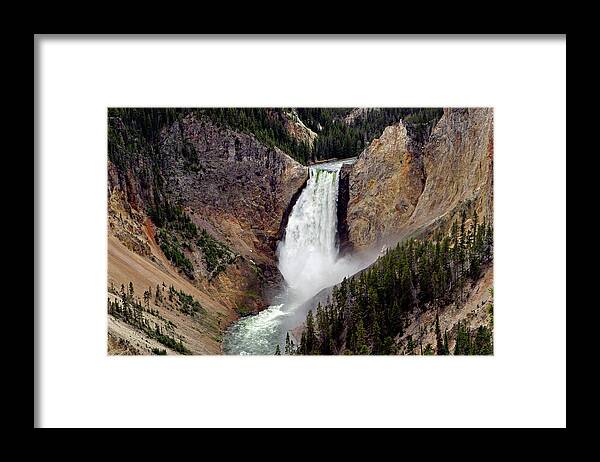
156, 229, 195, 278
454, 322, 493, 355
487, 287, 494, 329
109, 107, 444, 169
195, 108, 312, 164
180, 289, 205, 315
203, 107, 442, 163
435, 313, 449, 355
108, 281, 191, 354
297, 108, 443, 161
149, 200, 198, 238
284, 332, 295, 355
289, 211, 493, 355
197, 229, 236, 278
107, 108, 183, 185
235, 305, 252, 317
148, 196, 235, 280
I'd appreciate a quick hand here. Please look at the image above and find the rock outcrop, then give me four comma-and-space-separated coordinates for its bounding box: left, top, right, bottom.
337, 163, 352, 254
345, 122, 425, 252
284, 109, 318, 148
342, 108, 381, 126
159, 114, 308, 265
404, 108, 493, 236
266, 108, 317, 148
343, 108, 493, 251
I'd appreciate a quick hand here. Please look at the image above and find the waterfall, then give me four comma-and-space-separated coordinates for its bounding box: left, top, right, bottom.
277, 166, 342, 301
223, 159, 364, 355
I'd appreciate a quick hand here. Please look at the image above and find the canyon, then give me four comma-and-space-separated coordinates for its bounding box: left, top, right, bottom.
107, 107, 493, 355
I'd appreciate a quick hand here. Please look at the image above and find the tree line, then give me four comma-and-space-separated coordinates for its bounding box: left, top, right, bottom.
297, 108, 444, 161
109, 107, 312, 165
108, 107, 445, 169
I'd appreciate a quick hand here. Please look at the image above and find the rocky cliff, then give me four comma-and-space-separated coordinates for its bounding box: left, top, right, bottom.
159, 114, 308, 266
337, 163, 352, 254
342, 108, 493, 252
344, 122, 425, 252
282, 109, 318, 148
404, 108, 493, 236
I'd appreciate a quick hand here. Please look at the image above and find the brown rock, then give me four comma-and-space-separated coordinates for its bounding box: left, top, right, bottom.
346, 121, 425, 251
344, 108, 493, 251
403, 108, 494, 237
160, 114, 308, 265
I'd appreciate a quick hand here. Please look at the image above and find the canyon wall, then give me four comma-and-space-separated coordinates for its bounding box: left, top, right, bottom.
344, 122, 426, 252
342, 108, 493, 252
404, 108, 494, 236
159, 114, 308, 267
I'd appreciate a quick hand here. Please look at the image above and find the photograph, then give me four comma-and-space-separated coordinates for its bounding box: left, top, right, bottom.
107, 107, 494, 356
36, 34, 565, 429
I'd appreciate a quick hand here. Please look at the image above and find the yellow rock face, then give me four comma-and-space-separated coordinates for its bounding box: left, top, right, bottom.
346, 108, 493, 251
347, 121, 425, 250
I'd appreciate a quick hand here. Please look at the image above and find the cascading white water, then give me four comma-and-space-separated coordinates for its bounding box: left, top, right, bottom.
223, 159, 365, 355
278, 166, 342, 301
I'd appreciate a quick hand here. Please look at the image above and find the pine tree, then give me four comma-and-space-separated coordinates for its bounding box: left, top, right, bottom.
454, 321, 472, 355
299, 331, 307, 355
372, 316, 382, 354
382, 336, 394, 355
406, 335, 415, 354
473, 326, 493, 355
285, 332, 291, 355
143, 288, 151, 309
305, 310, 316, 354
275, 344, 281, 355
435, 313, 445, 355
355, 319, 369, 355
443, 329, 450, 355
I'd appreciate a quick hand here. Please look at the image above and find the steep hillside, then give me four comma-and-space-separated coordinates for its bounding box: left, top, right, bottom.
397, 264, 493, 355
107, 110, 307, 354
292, 215, 493, 355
